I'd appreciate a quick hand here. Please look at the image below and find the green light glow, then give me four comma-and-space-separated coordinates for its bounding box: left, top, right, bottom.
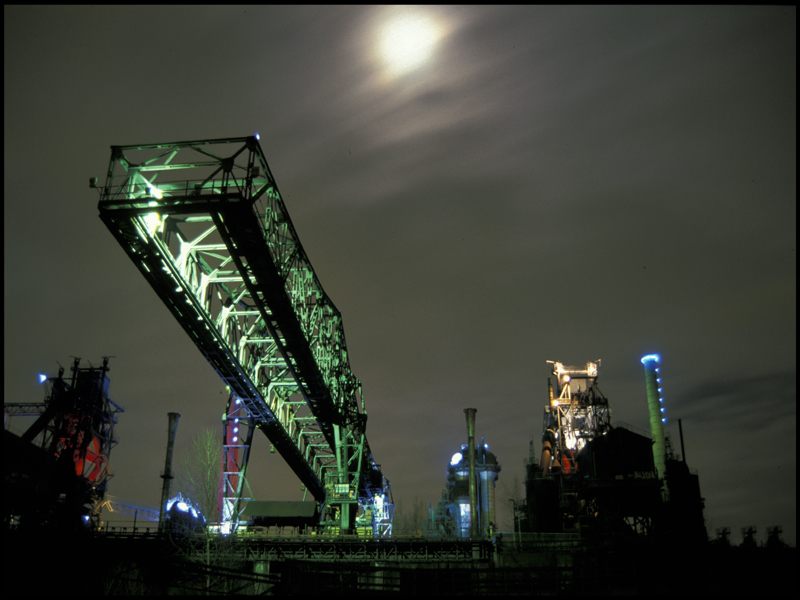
643, 358, 666, 487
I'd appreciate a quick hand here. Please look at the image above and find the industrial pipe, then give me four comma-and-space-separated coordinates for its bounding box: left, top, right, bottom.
678, 418, 687, 464
464, 408, 479, 538
540, 430, 555, 473
158, 412, 181, 532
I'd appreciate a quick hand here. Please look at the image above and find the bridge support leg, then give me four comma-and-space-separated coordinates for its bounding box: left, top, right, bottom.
220, 391, 255, 533
326, 424, 366, 535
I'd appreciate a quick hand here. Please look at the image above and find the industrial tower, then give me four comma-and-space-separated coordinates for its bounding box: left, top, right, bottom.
539, 360, 611, 476
4, 358, 124, 529
524, 356, 706, 542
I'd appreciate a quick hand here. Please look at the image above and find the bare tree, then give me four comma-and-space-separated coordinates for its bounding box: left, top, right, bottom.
496, 473, 523, 531
175, 428, 222, 522
394, 496, 427, 536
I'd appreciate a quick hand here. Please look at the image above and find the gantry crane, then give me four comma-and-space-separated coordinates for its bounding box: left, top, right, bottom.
95, 136, 391, 535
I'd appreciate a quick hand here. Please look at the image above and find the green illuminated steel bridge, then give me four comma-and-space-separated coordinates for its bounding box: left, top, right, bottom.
96, 135, 391, 535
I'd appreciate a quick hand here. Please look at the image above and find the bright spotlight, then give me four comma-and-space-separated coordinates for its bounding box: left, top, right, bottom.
147, 185, 163, 200
143, 212, 162, 236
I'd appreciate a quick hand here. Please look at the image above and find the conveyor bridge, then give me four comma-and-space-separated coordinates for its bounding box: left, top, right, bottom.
97, 136, 391, 534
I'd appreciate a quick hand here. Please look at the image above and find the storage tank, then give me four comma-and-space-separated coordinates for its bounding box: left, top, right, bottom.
444, 440, 501, 538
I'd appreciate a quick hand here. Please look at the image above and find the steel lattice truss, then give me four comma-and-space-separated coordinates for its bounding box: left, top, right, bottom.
97, 136, 389, 531
544, 361, 611, 469
221, 393, 255, 528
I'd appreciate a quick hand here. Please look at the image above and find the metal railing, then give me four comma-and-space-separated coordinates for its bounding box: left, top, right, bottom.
99, 520, 160, 537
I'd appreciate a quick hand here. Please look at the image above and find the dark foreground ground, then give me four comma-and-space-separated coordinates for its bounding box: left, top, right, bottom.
3, 529, 795, 596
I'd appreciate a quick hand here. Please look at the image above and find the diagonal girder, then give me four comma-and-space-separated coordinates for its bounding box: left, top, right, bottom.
97, 137, 387, 523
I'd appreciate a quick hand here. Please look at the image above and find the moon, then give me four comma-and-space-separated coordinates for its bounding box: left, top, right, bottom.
378, 11, 443, 78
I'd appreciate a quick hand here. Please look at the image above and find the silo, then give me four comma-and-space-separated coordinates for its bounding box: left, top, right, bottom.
445, 444, 471, 538
442, 440, 501, 538
477, 442, 501, 536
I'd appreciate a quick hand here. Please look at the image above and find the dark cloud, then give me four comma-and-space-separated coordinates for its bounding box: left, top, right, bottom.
674, 371, 796, 431
4, 6, 795, 544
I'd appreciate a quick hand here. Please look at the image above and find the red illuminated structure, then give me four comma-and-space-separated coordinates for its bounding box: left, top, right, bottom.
219, 391, 255, 532
5, 357, 123, 529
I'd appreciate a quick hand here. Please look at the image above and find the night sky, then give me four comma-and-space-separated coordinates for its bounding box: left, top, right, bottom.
4, 6, 795, 544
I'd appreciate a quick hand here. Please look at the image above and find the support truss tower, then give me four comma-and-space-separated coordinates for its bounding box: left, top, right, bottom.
540, 360, 611, 474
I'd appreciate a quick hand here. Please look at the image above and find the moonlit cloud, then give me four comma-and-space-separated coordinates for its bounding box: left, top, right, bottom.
378, 12, 442, 77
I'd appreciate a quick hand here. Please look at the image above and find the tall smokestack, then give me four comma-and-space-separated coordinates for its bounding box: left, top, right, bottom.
464, 408, 479, 538
678, 418, 687, 465
158, 412, 181, 532
641, 355, 667, 490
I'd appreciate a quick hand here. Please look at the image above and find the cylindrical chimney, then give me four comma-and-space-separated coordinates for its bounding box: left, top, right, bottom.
641, 355, 666, 486
678, 418, 687, 464
158, 412, 181, 532
464, 408, 478, 538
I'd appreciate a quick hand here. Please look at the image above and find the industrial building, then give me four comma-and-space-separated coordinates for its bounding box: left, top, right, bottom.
432, 439, 501, 538
3, 131, 794, 595
520, 356, 707, 545
4, 357, 123, 532
3, 356, 795, 596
